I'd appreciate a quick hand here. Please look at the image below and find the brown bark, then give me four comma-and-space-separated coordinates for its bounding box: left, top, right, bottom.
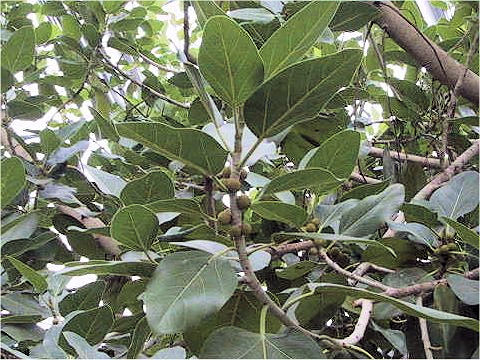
372, 1, 479, 106
368, 146, 441, 168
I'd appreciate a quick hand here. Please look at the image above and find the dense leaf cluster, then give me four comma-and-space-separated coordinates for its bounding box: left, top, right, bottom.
1, 1, 478, 359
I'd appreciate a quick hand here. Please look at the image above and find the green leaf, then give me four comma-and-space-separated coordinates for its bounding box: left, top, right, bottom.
82, 164, 126, 198
64, 332, 110, 359
245, 49, 362, 139
311, 283, 479, 332
251, 201, 307, 228
184, 291, 281, 354
263, 168, 342, 195
1, 293, 50, 320
127, 317, 151, 359
1, 67, 14, 92
192, 1, 225, 27
59, 280, 106, 316
201, 327, 324, 358
40, 128, 61, 155
121, 171, 174, 206
447, 274, 479, 305
145, 198, 203, 217
428, 171, 479, 220
432, 284, 459, 353
371, 321, 407, 356
305, 130, 360, 179
62, 15, 81, 40
440, 217, 479, 249
116, 122, 228, 176
1, 157, 26, 209
339, 184, 405, 237
62, 306, 114, 345
198, 16, 263, 106
59, 261, 156, 277
281, 233, 396, 256
1, 26, 35, 72
144, 251, 237, 334
276, 261, 318, 280
330, 2, 378, 32
91, 107, 119, 142
386, 222, 438, 248
111, 205, 159, 251
6, 256, 48, 293
259, 1, 339, 78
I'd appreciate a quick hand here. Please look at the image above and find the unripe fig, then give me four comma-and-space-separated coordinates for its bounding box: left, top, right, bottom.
222, 178, 242, 192
242, 223, 252, 235
311, 218, 321, 226
446, 243, 457, 251
236, 195, 251, 210
309, 247, 319, 255
305, 223, 317, 232
217, 209, 232, 225
221, 167, 231, 178
314, 238, 327, 247
230, 225, 242, 237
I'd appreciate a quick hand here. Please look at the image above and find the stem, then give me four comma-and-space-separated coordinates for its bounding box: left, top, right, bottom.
229, 106, 299, 329
417, 296, 434, 359
204, 176, 216, 230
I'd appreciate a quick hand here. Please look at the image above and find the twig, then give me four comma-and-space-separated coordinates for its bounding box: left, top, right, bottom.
350, 172, 382, 184
417, 296, 434, 359
101, 51, 190, 109
138, 52, 180, 73
183, 0, 196, 64
414, 140, 479, 200
204, 177, 216, 230
319, 249, 392, 292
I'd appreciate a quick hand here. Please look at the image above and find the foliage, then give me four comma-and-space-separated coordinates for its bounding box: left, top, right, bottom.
0, 1, 478, 359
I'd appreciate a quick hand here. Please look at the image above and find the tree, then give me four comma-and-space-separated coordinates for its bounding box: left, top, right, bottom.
1, 1, 478, 359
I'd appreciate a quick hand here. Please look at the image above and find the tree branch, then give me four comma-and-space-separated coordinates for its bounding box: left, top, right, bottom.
350, 171, 382, 184
368, 146, 441, 168
336, 299, 374, 346
372, 1, 479, 106
414, 140, 479, 200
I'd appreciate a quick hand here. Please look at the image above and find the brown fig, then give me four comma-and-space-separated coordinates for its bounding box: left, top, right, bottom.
217, 209, 232, 225
222, 178, 242, 192
241, 223, 252, 235
305, 223, 317, 232
236, 195, 251, 210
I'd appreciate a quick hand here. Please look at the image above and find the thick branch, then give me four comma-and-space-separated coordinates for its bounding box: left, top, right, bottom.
336, 300, 374, 347
372, 1, 479, 106
414, 140, 479, 200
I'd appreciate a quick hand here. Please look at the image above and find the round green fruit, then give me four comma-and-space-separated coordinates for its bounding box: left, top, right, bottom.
236, 195, 251, 210
222, 178, 242, 192
217, 209, 232, 225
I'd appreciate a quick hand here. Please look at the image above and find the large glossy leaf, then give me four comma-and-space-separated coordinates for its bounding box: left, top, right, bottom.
339, 184, 405, 237
262, 168, 342, 195
251, 201, 307, 228
62, 306, 114, 345
63, 332, 110, 359
144, 251, 237, 334
82, 164, 126, 198
127, 317, 151, 359
198, 16, 263, 106
192, 1, 225, 27
440, 217, 479, 249
386, 222, 438, 248
1, 26, 35, 72
184, 291, 281, 354
6, 257, 47, 293
59, 281, 105, 316
305, 130, 360, 179
1, 157, 26, 209
432, 284, 459, 354
447, 274, 479, 305
259, 1, 339, 78
311, 283, 479, 332
201, 327, 324, 358
428, 171, 479, 220
145, 198, 203, 217
111, 205, 159, 251
330, 2, 378, 31
244, 49, 362, 139
116, 122, 228, 176
120, 171, 174, 205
